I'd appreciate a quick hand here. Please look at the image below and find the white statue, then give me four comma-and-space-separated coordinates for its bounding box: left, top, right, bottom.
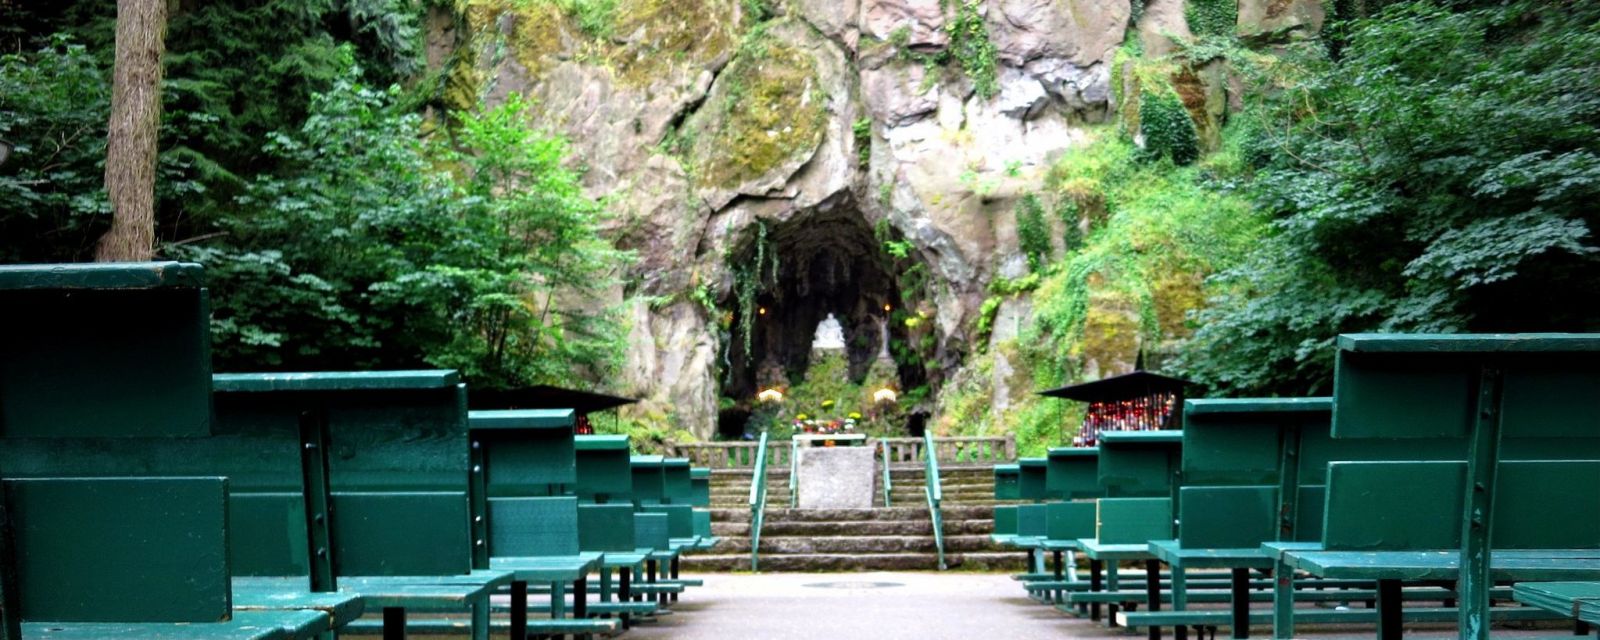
811, 313, 846, 352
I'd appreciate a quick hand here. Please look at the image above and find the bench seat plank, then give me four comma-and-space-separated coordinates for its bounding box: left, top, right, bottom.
1513, 582, 1600, 624
230, 579, 366, 627
339, 617, 622, 636
1077, 539, 1157, 561
1281, 549, 1600, 581
1117, 604, 1562, 629
490, 552, 604, 582
1149, 539, 1274, 569
20, 610, 326, 640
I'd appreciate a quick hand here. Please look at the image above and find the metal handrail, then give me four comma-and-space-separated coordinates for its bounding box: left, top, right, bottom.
748, 431, 771, 572
789, 437, 798, 507
923, 430, 947, 570
881, 441, 893, 507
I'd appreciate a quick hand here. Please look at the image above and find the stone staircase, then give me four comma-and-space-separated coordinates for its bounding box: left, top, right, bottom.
683, 465, 1026, 572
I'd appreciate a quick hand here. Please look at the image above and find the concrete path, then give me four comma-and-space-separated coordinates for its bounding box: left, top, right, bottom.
623, 572, 1573, 639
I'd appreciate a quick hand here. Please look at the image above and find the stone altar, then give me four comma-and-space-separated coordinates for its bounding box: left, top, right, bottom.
795, 443, 875, 509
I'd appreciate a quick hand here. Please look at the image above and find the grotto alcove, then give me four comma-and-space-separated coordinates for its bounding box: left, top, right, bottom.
717, 198, 932, 434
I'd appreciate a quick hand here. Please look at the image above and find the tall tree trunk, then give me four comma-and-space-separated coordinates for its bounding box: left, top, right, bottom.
95, 0, 167, 262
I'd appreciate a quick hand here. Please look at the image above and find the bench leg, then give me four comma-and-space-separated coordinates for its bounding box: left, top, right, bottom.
1052, 551, 1064, 604
471, 590, 490, 640
1173, 564, 1188, 640
670, 556, 680, 604
1271, 558, 1295, 640
1108, 562, 1121, 628
1230, 568, 1249, 639
1573, 620, 1590, 636
1089, 559, 1103, 622
574, 576, 589, 619
1377, 579, 1402, 640
619, 567, 634, 629
552, 581, 567, 619
511, 580, 528, 640
382, 607, 406, 640
1146, 559, 1163, 640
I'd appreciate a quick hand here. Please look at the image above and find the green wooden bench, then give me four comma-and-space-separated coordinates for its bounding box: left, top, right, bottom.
213, 372, 517, 640
467, 409, 621, 638
0, 262, 362, 638
990, 464, 1021, 548
1513, 582, 1600, 627
1, 476, 331, 640
1270, 334, 1600, 640
1075, 430, 1182, 639
689, 468, 719, 549
572, 435, 676, 625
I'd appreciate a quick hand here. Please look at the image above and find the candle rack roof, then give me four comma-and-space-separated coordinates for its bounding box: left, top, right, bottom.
1037, 370, 1191, 403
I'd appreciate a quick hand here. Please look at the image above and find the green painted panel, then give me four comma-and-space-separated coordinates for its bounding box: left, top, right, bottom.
575, 447, 632, 503
1, 288, 211, 438
662, 459, 692, 504
633, 513, 669, 550
488, 496, 579, 557
6, 477, 231, 622
331, 491, 470, 576
1338, 333, 1600, 353
1046, 502, 1097, 542
1332, 351, 1472, 440
229, 492, 311, 577
1098, 446, 1175, 498
690, 471, 711, 507
1017, 459, 1052, 500
480, 429, 577, 496
324, 385, 468, 492
0, 433, 303, 493
993, 506, 1018, 536
1501, 359, 1600, 439
1182, 415, 1282, 486
1046, 449, 1103, 500
1294, 485, 1326, 542
214, 371, 458, 393
993, 465, 1021, 500
642, 504, 694, 539
1491, 460, 1600, 549
1321, 461, 1465, 551
1186, 398, 1332, 415
1178, 486, 1277, 549
693, 510, 712, 538
1096, 497, 1172, 544
575, 435, 629, 451
1016, 504, 1048, 537
630, 459, 666, 506
577, 504, 637, 553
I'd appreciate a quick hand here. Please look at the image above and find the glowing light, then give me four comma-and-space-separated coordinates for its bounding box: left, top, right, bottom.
757, 388, 784, 403
883, 303, 892, 312
874, 387, 898, 404
758, 307, 768, 316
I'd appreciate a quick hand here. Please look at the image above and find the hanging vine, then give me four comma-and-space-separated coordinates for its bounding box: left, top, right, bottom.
731, 219, 781, 360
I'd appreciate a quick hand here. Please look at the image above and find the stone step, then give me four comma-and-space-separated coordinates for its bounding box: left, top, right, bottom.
753, 518, 995, 537
681, 550, 1027, 572
722, 534, 1010, 554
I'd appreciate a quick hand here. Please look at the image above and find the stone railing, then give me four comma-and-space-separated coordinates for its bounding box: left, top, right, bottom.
663, 434, 1014, 469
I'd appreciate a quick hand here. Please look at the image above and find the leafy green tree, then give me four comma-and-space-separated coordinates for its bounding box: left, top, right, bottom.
1178, 1, 1600, 395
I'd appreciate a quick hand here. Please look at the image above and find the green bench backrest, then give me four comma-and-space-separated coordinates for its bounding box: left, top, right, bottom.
694, 509, 712, 538
0, 262, 212, 439
489, 496, 581, 556
634, 512, 670, 550
993, 505, 1018, 536
662, 459, 693, 504
471, 410, 578, 497
1096, 497, 1172, 544
1046, 448, 1104, 500
631, 456, 666, 506
1017, 459, 1053, 501
1322, 460, 1600, 550
5, 477, 230, 622
690, 468, 712, 507
993, 465, 1021, 500
1045, 502, 1097, 542
575, 435, 634, 503
577, 503, 637, 552
1178, 486, 1278, 549
1096, 432, 1182, 498
643, 504, 695, 539
1016, 504, 1048, 537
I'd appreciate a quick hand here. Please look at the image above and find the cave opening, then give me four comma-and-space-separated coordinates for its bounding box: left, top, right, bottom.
717, 198, 932, 438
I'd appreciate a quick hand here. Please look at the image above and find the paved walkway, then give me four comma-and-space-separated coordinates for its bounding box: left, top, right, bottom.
624, 572, 1571, 639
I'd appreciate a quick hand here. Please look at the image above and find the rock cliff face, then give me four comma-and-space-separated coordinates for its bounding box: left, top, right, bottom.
433, 0, 1321, 438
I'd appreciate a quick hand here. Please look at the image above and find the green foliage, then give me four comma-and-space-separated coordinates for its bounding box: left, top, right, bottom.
853, 117, 872, 170
1178, 1, 1600, 395
730, 219, 779, 358
0, 36, 111, 263
1014, 193, 1052, 273
944, 0, 999, 100
1138, 90, 1200, 165
1056, 198, 1084, 252
741, 0, 773, 24
555, 0, 618, 38
170, 65, 629, 389
1185, 0, 1237, 38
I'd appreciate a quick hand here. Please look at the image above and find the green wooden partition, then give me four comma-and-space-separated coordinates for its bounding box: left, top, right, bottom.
662, 458, 693, 504
994, 464, 1021, 500
1096, 431, 1182, 498
1046, 447, 1103, 500
1017, 458, 1053, 501
690, 468, 712, 507
575, 435, 634, 503
468, 409, 581, 558
631, 455, 666, 506
0, 262, 212, 440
